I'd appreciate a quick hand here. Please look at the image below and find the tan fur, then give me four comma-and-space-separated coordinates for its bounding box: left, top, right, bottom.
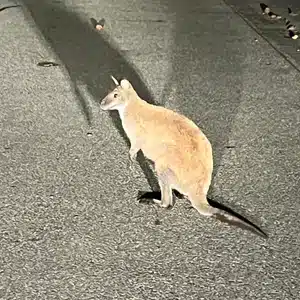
100, 76, 268, 237
101, 77, 214, 214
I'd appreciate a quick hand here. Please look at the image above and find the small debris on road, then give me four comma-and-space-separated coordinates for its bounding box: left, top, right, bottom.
0, 5, 21, 12
285, 18, 296, 31
259, 3, 299, 40
37, 61, 60, 67
288, 7, 298, 17
260, 3, 282, 19
154, 219, 162, 225
282, 19, 299, 39
90, 17, 105, 31
288, 30, 299, 40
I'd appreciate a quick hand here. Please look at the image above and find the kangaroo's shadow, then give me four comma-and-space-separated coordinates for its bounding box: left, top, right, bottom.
138, 191, 267, 237
160, 0, 244, 184
21, 0, 160, 192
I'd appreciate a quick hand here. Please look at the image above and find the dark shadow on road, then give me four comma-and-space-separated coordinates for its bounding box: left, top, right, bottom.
20, 0, 246, 202
137, 190, 267, 237
20, 0, 160, 192
160, 0, 244, 196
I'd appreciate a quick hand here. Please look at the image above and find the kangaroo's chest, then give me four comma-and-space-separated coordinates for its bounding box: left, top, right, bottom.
118, 107, 138, 142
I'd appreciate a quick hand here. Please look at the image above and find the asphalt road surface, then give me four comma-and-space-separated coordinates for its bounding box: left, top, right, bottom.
0, 0, 300, 299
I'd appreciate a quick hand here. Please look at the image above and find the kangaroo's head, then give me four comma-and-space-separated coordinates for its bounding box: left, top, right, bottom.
100, 76, 137, 111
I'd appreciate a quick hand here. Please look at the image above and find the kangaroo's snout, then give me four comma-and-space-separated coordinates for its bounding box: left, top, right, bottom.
100, 95, 115, 110
100, 97, 109, 110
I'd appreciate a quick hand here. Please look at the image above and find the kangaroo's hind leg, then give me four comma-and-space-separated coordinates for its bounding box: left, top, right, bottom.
138, 165, 174, 208
152, 179, 172, 208
150, 166, 174, 208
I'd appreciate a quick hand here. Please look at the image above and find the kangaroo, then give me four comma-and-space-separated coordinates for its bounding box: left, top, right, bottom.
100, 76, 268, 238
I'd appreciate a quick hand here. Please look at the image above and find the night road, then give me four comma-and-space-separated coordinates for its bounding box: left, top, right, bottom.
1, 0, 300, 299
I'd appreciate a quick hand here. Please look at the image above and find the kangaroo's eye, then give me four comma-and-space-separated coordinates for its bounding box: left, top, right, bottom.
113, 93, 118, 98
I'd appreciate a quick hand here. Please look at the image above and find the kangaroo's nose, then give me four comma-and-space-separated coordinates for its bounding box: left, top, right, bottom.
100, 97, 108, 109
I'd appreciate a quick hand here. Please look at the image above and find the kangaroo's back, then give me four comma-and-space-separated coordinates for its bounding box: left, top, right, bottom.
122, 99, 213, 177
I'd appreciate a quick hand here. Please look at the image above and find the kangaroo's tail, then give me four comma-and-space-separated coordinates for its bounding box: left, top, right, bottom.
194, 197, 268, 238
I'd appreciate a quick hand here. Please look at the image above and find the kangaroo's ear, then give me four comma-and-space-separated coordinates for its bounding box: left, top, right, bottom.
110, 75, 119, 86
120, 79, 132, 90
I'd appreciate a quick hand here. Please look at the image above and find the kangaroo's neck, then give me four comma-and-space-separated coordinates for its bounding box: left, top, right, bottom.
116, 104, 126, 121
117, 97, 145, 121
